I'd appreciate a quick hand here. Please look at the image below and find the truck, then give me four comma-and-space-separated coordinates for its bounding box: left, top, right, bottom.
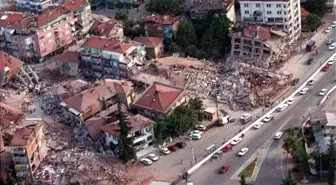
306, 40, 316, 52
217, 115, 235, 126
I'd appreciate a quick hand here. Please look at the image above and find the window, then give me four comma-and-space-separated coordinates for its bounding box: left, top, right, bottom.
266, 4, 271, 7
284, 12, 287, 15
283, 5, 286, 8
256, 3, 260, 7
244, 3, 248, 7
267, 11, 271, 15
245, 10, 249, 14
277, 11, 281, 15
276, 4, 281, 8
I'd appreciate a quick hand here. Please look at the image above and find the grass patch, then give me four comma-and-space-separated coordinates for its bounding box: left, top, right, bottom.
238, 157, 258, 178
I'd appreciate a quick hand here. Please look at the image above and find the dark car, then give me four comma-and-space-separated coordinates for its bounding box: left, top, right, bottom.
219, 165, 230, 174
291, 78, 299, 86
265, 101, 274, 108
168, 145, 179, 152
307, 58, 313, 65
175, 142, 187, 149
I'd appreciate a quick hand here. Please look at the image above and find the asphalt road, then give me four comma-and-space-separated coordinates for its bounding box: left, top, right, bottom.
189, 58, 336, 185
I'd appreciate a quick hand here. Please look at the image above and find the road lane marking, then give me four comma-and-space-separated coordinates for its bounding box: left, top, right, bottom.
303, 95, 311, 103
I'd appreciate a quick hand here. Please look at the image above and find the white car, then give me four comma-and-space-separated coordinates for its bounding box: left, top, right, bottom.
328, 59, 335, 65
299, 87, 309, 95
190, 130, 203, 135
333, 21, 336, 24
238, 148, 249, 156
286, 97, 295, 105
307, 79, 316, 86
140, 158, 153, 165
240, 113, 252, 120
329, 43, 336, 51
231, 137, 243, 145
161, 148, 171, 155
195, 124, 207, 131
325, 27, 333, 33
331, 23, 336, 28
147, 153, 159, 161
319, 88, 328, 96
263, 115, 274, 122
189, 133, 202, 140
274, 132, 283, 139
277, 104, 288, 112
253, 122, 264, 129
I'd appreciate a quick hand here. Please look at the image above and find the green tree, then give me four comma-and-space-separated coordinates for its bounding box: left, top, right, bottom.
175, 20, 197, 49
292, 141, 309, 173
281, 172, 297, 185
115, 11, 128, 21
117, 103, 136, 163
283, 135, 300, 155
209, 15, 232, 56
201, 28, 214, 55
240, 175, 253, 185
146, 0, 185, 15
327, 136, 336, 185
167, 42, 182, 54
304, 0, 328, 17
305, 13, 323, 32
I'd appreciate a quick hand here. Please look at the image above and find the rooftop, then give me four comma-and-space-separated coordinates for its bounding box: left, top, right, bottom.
0, 51, 24, 71
83, 36, 133, 54
89, 19, 121, 37
85, 117, 107, 141
191, 0, 233, 12
95, 79, 133, 94
133, 82, 184, 113
301, 8, 309, 19
51, 51, 81, 63
143, 15, 178, 25
133, 36, 164, 48
243, 25, 271, 41
309, 110, 328, 125
0, 102, 23, 125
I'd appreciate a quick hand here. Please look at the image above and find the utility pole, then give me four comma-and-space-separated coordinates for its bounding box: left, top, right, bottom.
190, 138, 195, 165
320, 154, 323, 180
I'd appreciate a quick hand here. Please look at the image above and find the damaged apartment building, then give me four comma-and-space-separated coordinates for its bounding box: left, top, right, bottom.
230, 24, 289, 68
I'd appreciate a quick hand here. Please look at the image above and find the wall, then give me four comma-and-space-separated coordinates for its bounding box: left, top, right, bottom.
226, 3, 236, 25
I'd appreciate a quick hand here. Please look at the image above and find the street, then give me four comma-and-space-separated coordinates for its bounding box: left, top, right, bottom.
189, 58, 336, 185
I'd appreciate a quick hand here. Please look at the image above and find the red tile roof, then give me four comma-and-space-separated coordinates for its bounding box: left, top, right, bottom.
133, 82, 184, 113
99, 122, 120, 137
83, 36, 133, 54
51, 51, 80, 64
143, 15, 178, 25
8, 127, 33, 146
301, 8, 310, 19
85, 117, 107, 141
243, 25, 271, 41
133, 36, 164, 48
0, 51, 23, 71
96, 79, 133, 94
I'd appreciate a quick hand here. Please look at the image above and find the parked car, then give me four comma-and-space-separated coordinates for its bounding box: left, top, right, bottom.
168, 145, 179, 152
189, 133, 202, 140
147, 153, 159, 161
219, 165, 230, 174
322, 64, 330, 72
299, 87, 309, 95
319, 88, 328, 96
307, 79, 316, 86
217, 115, 235, 126
230, 137, 243, 145
328, 59, 335, 65
263, 115, 274, 122
286, 97, 295, 105
331, 23, 336, 28
325, 26, 333, 33
195, 124, 207, 131
140, 158, 153, 165
326, 39, 334, 45
329, 43, 336, 51
190, 130, 203, 135
307, 57, 314, 65
175, 142, 187, 149
265, 101, 274, 108
291, 78, 299, 86
240, 113, 252, 124
161, 148, 171, 155
222, 144, 233, 152
253, 122, 264, 129
212, 151, 222, 159
277, 104, 288, 112
238, 148, 249, 156
274, 132, 283, 139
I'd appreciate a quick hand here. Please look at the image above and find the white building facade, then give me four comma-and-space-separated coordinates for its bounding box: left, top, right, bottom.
239, 0, 301, 42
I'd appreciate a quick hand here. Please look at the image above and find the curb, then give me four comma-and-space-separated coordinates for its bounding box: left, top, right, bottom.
249, 156, 260, 179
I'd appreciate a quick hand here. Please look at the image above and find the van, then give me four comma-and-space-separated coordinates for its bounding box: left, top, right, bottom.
217, 115, 235, 126
240, 113, 252, 124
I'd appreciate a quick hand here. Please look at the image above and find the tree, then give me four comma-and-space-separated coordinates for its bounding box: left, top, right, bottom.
281, 172, 297, 185
201, 28, 214, 55
167, 42, 181, 54
146, 0, 185, 15
240, 175, 253, 185
209, 15, 232, 56
292, 141, 309, 173
117, 103, 136, 163
327, 136, 336, 185
115, 11, 128, 21
305, 13, 323, 32
304, 0, 328, 17
283, 135, 300, 155
175, 20, 197, 49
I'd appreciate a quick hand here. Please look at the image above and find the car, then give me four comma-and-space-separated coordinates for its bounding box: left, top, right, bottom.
240, 113, 252, 124
299, 87, 309, 95
212, 151, 222, 159
222, 144, 233, 152
322, 64, 330, 72
286, 97, 295, 105
319, 88, 328, 96
189, 133, 202, 140
253, 122, 264, 129
274, 132, 283, 139
326, 39, 334, 45
219, 165, 230, 174
175, 142, 187, 149
325, 27, 333, 33
291, 78, 299, 86
168, 145, 179, 152
161, 148, 171, 155
238, 148, 249, 156
307, 80, 316, 86
329, 43, 336, 51
333, 21, 336, 24
190, 130, 203, 135
265, 101, 274, 107
328, 59, 335, 65
195, 124, 207, 131
140, 158, 153, 165
147, 153, 159, 161
332, 23, 336, 28
277, 104, 288, 112
307, 57, 314, 65
263, 115, 274, 122
230, 137, 243, 145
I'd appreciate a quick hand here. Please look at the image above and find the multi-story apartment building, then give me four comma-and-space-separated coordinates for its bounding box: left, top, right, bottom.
16, 0, 53, 13
6, 119, 46, 183
80, 36, 146, 79
0, 51, 24, 87
239, 0, 301, 42
0, 0, 91, 62
141, 15, 179, 39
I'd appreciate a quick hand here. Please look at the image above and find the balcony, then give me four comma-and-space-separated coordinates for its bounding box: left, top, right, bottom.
16, 171, 29, 177
12, 148, 26, 155
13, 156, 28, 164
133, 132, 152, 144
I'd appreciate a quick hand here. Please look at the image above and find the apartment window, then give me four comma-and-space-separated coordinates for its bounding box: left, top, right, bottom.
266, 4, 271, 7
284, 11, 287, 15
256, 3, 260, 7
267, 11, 271, 15
276, 4, 281, 8
244, 3, 248, 7
283, 5, 287, 8
277, 11, 281, 15
245, 10, 249, 14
